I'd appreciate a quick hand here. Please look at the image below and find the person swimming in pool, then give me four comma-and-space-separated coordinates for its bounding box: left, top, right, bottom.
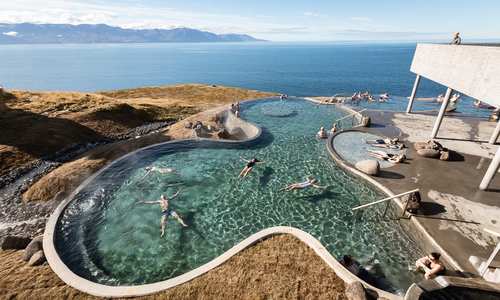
141, 190, 187, 237
137, 166, 177, 182
281, 177, 326, 191
239, 157, 264, 178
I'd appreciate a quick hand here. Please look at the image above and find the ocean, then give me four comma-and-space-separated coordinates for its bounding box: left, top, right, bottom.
0, 42, 492, 116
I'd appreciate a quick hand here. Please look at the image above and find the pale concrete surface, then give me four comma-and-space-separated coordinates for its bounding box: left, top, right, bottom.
391, 112, 499, 158
411, 44, 500, 107
349, 110, 500, 276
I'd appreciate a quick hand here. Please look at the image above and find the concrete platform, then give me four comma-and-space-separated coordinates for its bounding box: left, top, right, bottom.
343, 109, 500, 276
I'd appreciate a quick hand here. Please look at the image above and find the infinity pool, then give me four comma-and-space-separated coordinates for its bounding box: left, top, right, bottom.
55, 98, 422, 294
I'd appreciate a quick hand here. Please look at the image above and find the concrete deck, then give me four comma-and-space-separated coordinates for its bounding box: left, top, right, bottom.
349, 109, 500, 275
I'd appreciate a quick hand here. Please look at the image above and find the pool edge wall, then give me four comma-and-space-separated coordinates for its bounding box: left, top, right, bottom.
43, 99, 402, 299
327, 129, 464, 273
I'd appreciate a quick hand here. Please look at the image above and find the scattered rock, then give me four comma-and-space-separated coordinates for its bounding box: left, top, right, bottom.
28, 250, 46, 266
355, 160, 380, 176
23, 235, 43, 262
345, 281, 367, 300
414, 141, 429, 151
1, 235, 31, 250
417, 148, 440, 158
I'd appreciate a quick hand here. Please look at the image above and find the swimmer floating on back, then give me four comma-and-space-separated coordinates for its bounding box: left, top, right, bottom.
281, 176, 326, 191
139, 166, 176, 181
141, 190, 187, 237
239, 157, 264, 178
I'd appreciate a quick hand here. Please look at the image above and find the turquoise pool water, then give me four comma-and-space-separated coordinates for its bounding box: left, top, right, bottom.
55, 98, 422, 294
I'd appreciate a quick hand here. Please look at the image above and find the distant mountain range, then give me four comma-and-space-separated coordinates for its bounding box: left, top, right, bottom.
0, 23, 265, 44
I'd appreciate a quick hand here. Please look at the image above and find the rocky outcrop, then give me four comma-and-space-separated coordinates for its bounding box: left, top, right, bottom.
355, 160, 380, 176
1, 236, 31, 250
23, 235, 43, 261
28, 250, 46, 266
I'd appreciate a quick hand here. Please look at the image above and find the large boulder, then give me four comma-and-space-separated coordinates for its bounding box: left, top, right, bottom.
1, 236, 31, 250
355, 160, 380, 176
23, 235, 43, 262
28, 250, 46, 266
345, 281, 368, 300
417, 148, 440, 158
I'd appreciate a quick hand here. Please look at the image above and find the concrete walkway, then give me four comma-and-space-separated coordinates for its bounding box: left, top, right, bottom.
357, 110, 500, 275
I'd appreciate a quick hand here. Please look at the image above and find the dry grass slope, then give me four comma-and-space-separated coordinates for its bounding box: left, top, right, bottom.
0, 235, 346, 300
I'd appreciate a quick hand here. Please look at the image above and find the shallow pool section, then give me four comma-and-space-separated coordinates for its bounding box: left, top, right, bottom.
55, 99, 423, 294
333, 131, 405, 168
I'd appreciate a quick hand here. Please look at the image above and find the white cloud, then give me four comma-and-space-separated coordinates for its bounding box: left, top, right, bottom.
2, 31, 18, 37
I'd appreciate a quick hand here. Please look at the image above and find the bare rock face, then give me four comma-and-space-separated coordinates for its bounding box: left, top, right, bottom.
355, 160, 380, 176
23, 235, 43, 261
1, 236, 31, 250
345, 281, 368, 300
28, 250, 46, 266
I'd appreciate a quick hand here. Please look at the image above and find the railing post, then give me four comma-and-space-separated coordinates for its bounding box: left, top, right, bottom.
407, 74, 421, 113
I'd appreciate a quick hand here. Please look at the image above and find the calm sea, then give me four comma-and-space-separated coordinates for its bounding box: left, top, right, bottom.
0, 42, 492, 116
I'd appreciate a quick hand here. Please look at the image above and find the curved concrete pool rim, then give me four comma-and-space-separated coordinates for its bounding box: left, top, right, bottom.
44, 99, 400, 299
327, 129, 463, 272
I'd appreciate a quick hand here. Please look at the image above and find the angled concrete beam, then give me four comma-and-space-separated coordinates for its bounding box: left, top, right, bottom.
406, 74, 421, 114
480, 147, 500, 190
431, 88, 453, 139
489, 120, 500, 145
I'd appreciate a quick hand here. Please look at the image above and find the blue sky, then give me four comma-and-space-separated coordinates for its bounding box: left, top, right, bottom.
1, 0, 499, 41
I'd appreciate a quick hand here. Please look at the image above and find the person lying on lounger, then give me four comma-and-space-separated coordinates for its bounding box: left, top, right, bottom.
281, 177, 326, 191
367, 150, 406, 163
366, 137, 405, 149
141, 191, 187, 237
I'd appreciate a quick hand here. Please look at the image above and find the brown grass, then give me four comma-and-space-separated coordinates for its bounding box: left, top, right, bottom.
0, 84, 275, 177
0, 235, 346, 300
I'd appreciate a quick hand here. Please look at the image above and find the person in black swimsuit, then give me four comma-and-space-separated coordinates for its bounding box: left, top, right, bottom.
239, 157, 264, 178
141, 191, 187, 237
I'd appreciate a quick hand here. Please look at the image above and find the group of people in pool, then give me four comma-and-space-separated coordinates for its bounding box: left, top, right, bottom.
239, 156, 326, 191
140, 155, 327, 237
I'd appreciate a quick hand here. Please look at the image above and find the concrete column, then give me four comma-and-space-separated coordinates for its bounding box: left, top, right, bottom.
480, 147, 500, 190
406, 74, 421, 114
430, 88, 453, 139
489, 120, 500, 144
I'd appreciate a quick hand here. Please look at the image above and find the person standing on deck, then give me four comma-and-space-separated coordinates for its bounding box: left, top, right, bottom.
451, 32, 461, 45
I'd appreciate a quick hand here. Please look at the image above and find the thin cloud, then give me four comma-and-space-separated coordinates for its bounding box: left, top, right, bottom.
350, 17, 372, 22
304, 12, 322, 17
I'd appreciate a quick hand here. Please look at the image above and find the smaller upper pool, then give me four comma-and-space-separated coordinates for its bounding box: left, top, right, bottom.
333, 131, 405, 168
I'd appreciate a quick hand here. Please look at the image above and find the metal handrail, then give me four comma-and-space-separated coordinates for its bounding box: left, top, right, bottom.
351, 189, 419, 211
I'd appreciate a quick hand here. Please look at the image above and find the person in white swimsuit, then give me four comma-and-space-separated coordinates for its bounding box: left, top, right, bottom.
281, 177, 326, 191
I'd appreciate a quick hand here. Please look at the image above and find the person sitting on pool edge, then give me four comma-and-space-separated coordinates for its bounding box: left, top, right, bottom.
281, 176, 326, 191
415, 252, 446, 279
239, 157, 264, 178
141, 190, 188, 237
